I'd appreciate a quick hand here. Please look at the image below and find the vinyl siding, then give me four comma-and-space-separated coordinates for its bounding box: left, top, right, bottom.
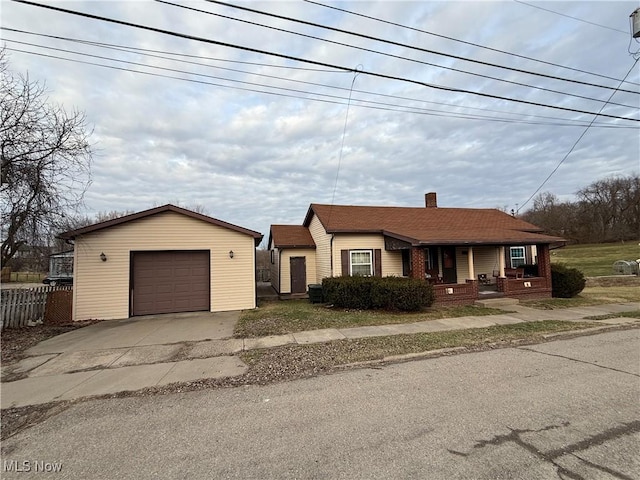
308, 214, 332, 281
333, 234, 403, 277
73, 211, 256, 321
455, 246, 502, 283
278, 248, 317, 294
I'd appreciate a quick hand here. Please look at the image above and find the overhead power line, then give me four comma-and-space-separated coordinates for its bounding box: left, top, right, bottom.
518, 58, 640, 213
158, 0, 638, 109
201, 0, 639, 95
10, 42, 635, 130
304, 0, 640, 87
4, 27, 634, 130
11, 0, 639, 123
513, 0, 629, 35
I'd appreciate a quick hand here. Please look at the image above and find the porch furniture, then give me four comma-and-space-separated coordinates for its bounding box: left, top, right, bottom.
477, 273, 490, 285
425, 269, 444, 284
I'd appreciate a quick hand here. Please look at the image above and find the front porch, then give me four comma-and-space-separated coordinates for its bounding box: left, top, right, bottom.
403, 243, 553, 306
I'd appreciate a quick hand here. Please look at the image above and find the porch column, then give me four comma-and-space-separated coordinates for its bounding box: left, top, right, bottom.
410, 247, 425, 279
537, 244, 552, 286
467, 246, 475, 280
498, 246, 506, 277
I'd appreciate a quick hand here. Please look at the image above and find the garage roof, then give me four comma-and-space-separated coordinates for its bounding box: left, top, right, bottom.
59, 204, 263, 245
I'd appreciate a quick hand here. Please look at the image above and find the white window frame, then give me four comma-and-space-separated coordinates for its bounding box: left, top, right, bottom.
350, 250, 373, 276
510, 246, 526, 268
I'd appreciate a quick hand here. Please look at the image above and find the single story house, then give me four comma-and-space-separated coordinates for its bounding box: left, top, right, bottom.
59, 204, 263, 321
269, 193, 564, 305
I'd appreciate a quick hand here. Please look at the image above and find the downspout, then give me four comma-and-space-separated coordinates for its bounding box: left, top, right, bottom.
278, 248, 282, 294
330, 234, 335, 277
254, 243, 258, 308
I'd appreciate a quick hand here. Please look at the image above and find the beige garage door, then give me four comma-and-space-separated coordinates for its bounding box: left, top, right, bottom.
131, 251, 210, 316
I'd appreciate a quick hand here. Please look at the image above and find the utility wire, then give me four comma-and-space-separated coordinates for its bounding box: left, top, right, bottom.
11, 0, 639, 123
5, 29, 635, 130
331, 68, 361, 208
304, 0, 640, 87
1, 26, 346, 73
8, 27, 638, 118
201, 0, 638, 95
518, 58, 640, 213
159, 0, 638, 109
514, 0, 629, 35
11, 43, 633, 130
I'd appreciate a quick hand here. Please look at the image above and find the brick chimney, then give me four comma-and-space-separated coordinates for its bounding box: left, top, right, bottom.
425, 192, 438, 208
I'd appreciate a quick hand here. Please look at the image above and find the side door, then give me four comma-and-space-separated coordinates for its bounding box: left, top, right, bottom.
290, 257, 307, 294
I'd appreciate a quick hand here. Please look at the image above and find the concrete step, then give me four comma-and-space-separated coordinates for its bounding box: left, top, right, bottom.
475, 297, 520, 307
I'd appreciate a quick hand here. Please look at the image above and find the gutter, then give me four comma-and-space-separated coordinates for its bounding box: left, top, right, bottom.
330, 234, 335, 277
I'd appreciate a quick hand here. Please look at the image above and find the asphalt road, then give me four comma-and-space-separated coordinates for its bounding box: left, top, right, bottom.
2, 329, 639, 479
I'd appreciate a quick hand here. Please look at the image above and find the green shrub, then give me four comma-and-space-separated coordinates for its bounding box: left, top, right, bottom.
551, 263, 586, 298
322, 276, 434, 311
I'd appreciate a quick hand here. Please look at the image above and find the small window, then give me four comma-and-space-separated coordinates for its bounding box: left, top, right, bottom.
350, 250, 373, 276
270, 250, 275, 264
510, 247, 526, 268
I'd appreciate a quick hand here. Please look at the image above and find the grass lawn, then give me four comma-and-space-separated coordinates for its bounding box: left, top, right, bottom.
551, 242, 640, 277
236, 300, 508, 337
522, 286, 640, 309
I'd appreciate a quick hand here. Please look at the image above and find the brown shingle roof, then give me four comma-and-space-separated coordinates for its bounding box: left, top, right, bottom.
270, 225, 316, 248
304, 203, 564, 245
59, 204, 263, 244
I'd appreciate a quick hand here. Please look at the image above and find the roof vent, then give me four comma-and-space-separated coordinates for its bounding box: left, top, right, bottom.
425, 192, 438, 208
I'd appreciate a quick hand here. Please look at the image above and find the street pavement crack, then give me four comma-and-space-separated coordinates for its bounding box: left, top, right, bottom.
518, 347, 640, 377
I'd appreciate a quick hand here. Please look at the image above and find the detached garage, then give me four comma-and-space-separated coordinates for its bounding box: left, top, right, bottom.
59, 205, 263, 321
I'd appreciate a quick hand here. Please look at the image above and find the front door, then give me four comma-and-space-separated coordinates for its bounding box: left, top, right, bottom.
290, 257, 306, 294
441, 247, 457, 284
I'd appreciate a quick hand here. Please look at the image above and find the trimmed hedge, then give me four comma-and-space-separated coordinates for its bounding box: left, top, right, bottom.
322, 276, 435, 311
551, 263, 586, 298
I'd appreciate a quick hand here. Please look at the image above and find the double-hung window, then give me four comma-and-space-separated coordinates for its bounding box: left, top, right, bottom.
510, 247, 526, 268
350, 250, 373, 276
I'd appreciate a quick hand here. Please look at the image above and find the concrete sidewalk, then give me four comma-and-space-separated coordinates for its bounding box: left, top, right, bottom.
2, 302, 638, 409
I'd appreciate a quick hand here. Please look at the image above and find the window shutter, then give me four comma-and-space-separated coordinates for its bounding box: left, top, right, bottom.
341, 250, 350, 276
374, 249, 382, 277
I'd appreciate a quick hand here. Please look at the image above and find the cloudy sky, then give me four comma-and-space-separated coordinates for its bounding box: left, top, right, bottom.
3, 0, 639, 243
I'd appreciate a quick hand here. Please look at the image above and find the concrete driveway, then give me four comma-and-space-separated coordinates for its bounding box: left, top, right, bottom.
1, 311, 247, 409
27, 310, 240, 355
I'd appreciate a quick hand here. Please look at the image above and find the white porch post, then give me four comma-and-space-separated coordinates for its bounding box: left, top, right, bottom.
498, 246, 506, 277
467, 246, 475, 280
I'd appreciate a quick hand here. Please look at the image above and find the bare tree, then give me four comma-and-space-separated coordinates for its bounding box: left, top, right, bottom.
576, 174, 640, 242
521, 174, 640, 243
1, 50, 92, 266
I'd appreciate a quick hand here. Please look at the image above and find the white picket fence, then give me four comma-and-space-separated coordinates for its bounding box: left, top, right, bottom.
1, 285, 72, 329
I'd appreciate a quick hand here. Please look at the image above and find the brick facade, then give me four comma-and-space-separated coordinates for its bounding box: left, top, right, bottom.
410, 247, 425, 279
433, 280, 478, 306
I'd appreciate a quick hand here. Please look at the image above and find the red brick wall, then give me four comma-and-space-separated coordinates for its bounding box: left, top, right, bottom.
410, 247, 425, 279
536, 244, 552, 287
498, 276, 551, 301
433, 280, 478, 306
